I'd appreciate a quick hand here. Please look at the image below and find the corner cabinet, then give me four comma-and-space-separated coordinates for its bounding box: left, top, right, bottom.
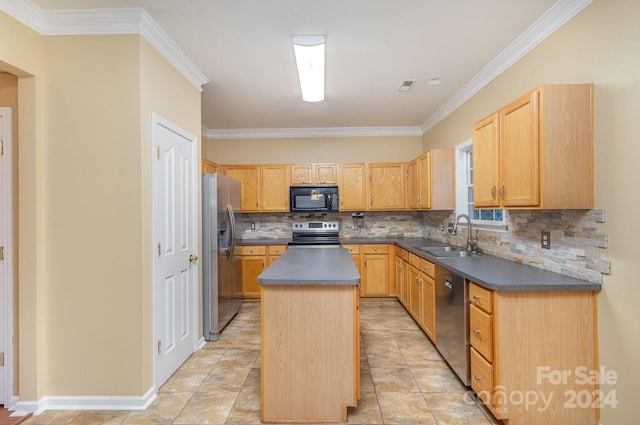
473, 84, 594, 209
468, 281, 599, 424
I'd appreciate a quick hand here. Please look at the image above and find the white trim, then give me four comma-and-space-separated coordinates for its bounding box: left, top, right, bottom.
420, 0, 594, 133
204, 125, 423, 139
13, 387, 157, 416
0, 1, 208, 91
0, 107, 14, 409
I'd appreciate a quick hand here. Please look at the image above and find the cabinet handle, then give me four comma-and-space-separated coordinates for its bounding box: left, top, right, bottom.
491, 183, 496, 200
474, 375, 481, 381
473, 329, 481, 334
499, 182, 505, 200
473, 295, 480, 300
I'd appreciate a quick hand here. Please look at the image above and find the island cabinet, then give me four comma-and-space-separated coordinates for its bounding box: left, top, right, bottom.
259, 247, 360, 423
468, 281, 599, 424
473, 84, 594, 210
338, 163, 367, 211
367, 163, 406, 210
291, 163, 338, 184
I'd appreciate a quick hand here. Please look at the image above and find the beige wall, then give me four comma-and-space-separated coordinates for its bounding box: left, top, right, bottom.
422, 0, 638, 422
205, 135, 422, 164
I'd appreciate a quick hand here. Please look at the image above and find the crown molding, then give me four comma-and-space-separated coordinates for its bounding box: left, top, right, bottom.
0, 0, 208, 91
203, 126, 424, 140
420, 0, 594, 133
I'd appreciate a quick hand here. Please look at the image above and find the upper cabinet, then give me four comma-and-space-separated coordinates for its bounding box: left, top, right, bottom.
262, 164, 290, 212
291, 163, 338, 185
473, 84, 594, 209
220, 164, 262, 212
367, 163, 406, 210
202, 159, 219, 174
338, 163, 367, 211
408, 150, 455, 210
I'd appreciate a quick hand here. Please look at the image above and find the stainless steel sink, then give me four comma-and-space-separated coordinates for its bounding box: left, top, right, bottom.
415, 245, 478, 258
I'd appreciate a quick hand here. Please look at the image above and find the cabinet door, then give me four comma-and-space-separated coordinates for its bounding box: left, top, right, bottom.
338, 163, 366, 211
420, 274, 435, 342
241, 255, 265, 297
407, 265, 421, 321
202, 159, 218, 174
223, 165, 261, 211
362, 254, 388, 296
408, 159, 419, 209
315, 163, 338, 184
473, 113, 500, 208
291, 164, 313, 184
368, 163, 406, 210
395, 255, 405, 306
417, 152, 432, 209
262, 164, 289, 212
499, 89, 539, 207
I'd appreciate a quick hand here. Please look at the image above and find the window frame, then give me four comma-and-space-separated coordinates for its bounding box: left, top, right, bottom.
455, 139, 507, 231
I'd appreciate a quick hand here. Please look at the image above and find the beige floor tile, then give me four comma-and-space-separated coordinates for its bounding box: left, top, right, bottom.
376, 392, 437, 425
225, 390, 261, 424
172, 392, 238, 425
179, 348, 225, 370
424, 392, 493, 425
23, 410, 81, 424
123, 392, 191, 424
346, 392, 383, 424
412, 366, 468, 393
359, 366, 375, 393
366, 348, 407, 368
198, 365, 251, 392
216, 348, 259, 368
68, 411, 129, 425
370, 367, 420, 392
159, 367, 209, 393
242, 368, 261, 392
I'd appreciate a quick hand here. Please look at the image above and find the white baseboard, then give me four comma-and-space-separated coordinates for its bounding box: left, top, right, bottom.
197, 336, 206, 350
13, 387, 157, 415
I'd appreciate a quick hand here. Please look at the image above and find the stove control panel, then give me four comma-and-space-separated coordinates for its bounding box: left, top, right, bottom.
292, 221, 339, 232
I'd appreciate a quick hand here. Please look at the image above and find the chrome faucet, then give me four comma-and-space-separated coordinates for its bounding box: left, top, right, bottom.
451, 214, 477, 253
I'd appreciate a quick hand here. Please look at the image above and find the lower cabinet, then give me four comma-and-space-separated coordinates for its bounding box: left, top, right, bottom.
236, 245, 266, 298
418, 258, 436, 342
468, 281, 599, 424
343, 244, 394, 297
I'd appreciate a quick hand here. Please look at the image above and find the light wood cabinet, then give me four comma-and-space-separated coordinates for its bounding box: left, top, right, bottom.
407, 261, 421, 321
418, 258, 435, 342
221, 164, 262, 212
202, 159, 218, 174
473, 84, 594, 209
267, 245, 287, 266
261, 164, 290, 212
367, 163, 406, 210
361, 244, 389, 296
408, 150, 454, 210
338, 163, 367, 211
236, 245, 266, 298
468, 281, 598, 424
291, 163, 337, 184
395, 250, 408, 307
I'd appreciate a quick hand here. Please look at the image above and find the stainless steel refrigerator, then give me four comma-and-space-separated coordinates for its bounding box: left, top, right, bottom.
202, 173, 242, 341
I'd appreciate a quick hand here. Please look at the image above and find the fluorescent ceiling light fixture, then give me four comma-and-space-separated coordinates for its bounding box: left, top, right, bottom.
292, 35, 325, 102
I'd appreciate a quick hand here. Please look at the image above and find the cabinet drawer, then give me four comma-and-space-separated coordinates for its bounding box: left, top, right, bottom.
342, 244, 360, 255
408, 253, 421, 268
469, 281, 493, 314
268, 245, 287, 256
419, 259, 435, 278
399, 248, 408, 261
470, 347, 494, 408
363, 244, 388, 254
237, 245, 266, 256
470, 304, 493, 362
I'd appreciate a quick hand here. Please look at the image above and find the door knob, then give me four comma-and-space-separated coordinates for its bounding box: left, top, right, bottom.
189, 254, 198, 262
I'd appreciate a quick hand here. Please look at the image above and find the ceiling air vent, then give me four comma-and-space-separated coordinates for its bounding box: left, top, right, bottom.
398, 79, 416, 92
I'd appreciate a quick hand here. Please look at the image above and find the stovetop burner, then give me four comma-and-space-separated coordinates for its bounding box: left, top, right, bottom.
289, 221, 340, 246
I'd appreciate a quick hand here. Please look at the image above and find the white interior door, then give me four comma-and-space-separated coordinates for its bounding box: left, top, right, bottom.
153, 114, 198, 388
0, 107, 13, 407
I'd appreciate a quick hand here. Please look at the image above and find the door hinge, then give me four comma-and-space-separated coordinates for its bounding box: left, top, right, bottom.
0, 352, 4, 366
0, 246, 4, 260
157, 243, 161, 256
157, 146, 160, 159
157, 340, 161, 355
0, 140, 3, 155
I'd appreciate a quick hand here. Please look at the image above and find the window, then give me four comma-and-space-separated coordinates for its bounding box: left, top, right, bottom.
456, 140, 506, 230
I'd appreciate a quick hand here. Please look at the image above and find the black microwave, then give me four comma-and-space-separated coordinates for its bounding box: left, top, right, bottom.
290, 185, 339, 213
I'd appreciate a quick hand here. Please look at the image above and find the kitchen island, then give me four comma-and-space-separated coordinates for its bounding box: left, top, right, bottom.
258, 246, 361, 423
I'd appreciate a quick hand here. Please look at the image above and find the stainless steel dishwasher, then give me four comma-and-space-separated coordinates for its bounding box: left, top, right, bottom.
435, 266, 470, 386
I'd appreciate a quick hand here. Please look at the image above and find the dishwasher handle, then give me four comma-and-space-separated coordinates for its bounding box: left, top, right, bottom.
444, 278, 453, 290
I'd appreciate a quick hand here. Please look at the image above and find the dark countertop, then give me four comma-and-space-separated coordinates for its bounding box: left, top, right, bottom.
242, 236, 601, 291
258, 246, 360, 286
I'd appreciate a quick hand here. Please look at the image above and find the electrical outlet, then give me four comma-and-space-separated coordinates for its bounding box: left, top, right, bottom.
250, 222, 256, 231
541, 231, 550, 249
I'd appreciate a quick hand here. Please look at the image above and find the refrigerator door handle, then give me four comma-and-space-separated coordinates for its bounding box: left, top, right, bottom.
227, 204, 236, 264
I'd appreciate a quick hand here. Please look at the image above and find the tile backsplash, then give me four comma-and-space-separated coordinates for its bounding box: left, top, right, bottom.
238, 209, 609, 284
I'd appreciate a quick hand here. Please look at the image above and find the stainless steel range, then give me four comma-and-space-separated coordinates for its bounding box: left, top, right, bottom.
288, 221, 340, 246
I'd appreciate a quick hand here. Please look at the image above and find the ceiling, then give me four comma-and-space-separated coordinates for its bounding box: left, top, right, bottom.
27, 0, 566, 137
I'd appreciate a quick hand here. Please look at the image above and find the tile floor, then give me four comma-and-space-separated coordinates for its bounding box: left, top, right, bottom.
23, 301, 500, 425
